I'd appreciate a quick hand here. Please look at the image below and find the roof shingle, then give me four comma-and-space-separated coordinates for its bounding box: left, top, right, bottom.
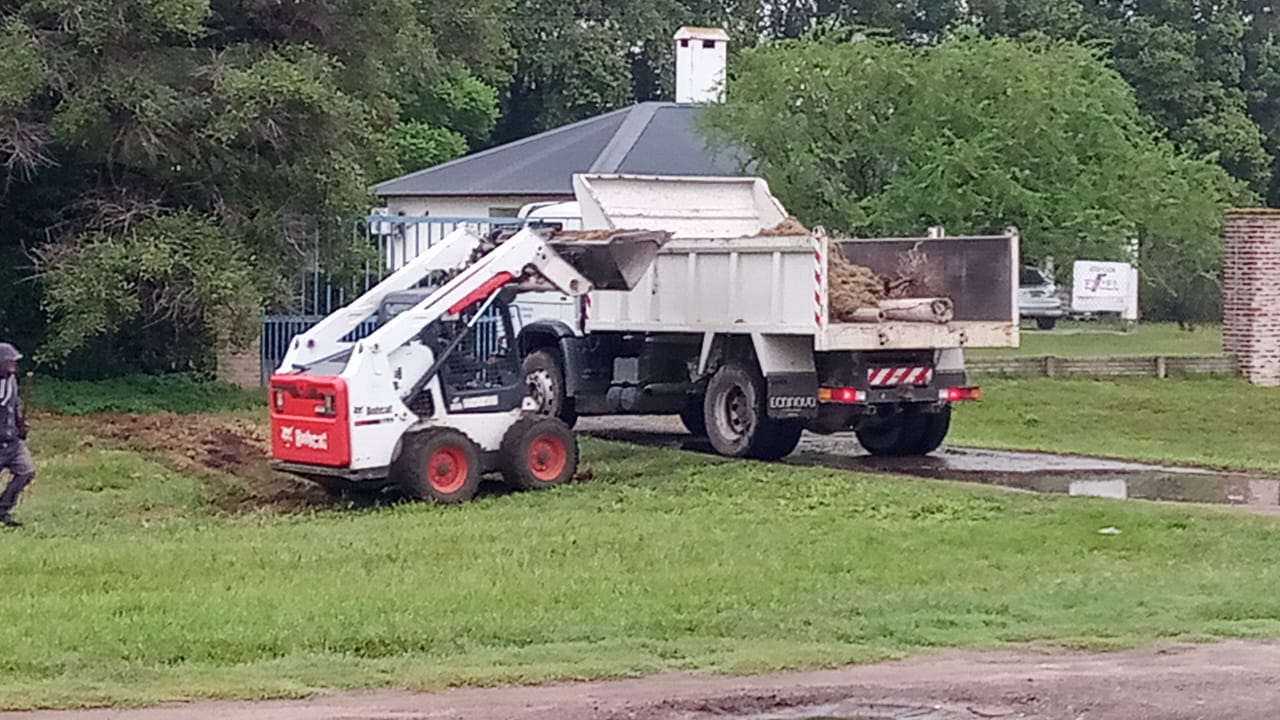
372, 102, 748, 197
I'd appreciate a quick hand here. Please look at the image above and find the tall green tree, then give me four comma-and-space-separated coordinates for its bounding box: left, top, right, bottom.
0, 0, 508, 373
703, 30, 1250, 324
493, 0, 754, 142
730, 1, 1276, 198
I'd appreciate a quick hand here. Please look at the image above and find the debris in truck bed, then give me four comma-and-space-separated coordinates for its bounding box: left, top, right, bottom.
827, 240, 951, 324
884, 241, 939, 299
827, 250, 885, 322
755, 216, 811, 237
880, 297, 955, 324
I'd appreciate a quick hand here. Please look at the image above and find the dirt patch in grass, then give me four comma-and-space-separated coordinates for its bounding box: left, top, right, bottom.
43, 411, 329, 512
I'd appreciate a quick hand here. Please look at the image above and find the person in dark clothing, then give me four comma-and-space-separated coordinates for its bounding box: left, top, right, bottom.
0, 342, 33, 527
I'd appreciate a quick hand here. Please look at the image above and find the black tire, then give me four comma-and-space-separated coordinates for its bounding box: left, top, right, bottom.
499, 416, 579, 491
754, 420, 805, 461
703, 362, 802, 460
1035, 317, 1057, 330
916, 406, 951, 455
856, 406, 951, 457
522, 348, 577, 427
679, 400, 707, 436
391, 429, 482, 504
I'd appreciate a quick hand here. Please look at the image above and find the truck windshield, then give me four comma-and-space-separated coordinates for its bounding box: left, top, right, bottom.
1020, 268, 1050, 287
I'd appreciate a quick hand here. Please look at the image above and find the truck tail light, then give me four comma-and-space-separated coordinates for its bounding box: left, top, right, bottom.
818, 387, 866, 404
942, 386, 982, 402
272, 389, 285, 412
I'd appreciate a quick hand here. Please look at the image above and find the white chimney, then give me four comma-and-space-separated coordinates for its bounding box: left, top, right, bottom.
675, 26, 728, 104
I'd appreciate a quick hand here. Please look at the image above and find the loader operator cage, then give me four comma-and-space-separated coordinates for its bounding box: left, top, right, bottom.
426, 301, 519, 394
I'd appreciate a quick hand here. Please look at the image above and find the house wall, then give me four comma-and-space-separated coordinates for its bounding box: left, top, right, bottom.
381, 195, 571, 220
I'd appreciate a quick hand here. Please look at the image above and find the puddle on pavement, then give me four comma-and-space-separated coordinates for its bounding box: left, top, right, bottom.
584, 423, 1280, 511
791, 445, 1280, 510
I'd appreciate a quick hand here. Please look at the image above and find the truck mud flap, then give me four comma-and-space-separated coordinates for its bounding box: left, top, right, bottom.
766, 372, 819, 420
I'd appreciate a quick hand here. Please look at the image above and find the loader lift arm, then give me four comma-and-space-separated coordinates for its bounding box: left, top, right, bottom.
266, 219, 666, 503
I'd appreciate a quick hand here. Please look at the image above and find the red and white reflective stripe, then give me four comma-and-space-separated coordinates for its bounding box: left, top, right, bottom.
867, 366, 933, 386
813, 236, 824, 327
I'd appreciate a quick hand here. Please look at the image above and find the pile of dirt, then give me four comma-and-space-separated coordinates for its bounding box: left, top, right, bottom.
755, 216, 811, 237
828, 251, 886, 321
553, 229, 631, 241
753, 219, 943, 322
61, 412, 330, 512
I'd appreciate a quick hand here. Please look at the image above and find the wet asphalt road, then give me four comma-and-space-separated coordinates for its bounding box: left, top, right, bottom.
577, 416, 1280, 511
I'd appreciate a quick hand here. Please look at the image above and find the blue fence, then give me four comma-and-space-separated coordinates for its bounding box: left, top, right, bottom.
261, 215, 539, 382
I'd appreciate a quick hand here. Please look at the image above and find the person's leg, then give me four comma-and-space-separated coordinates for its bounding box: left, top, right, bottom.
0, 442, 34, 521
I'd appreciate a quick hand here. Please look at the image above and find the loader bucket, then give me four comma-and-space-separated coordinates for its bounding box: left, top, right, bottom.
548, 230, 670, 291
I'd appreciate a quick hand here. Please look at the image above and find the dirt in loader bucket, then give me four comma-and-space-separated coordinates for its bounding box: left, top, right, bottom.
549, 229, 671, 290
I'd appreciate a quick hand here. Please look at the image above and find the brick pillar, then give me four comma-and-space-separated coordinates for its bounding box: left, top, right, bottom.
216, 336, 264, 389
1223, 210, 1280, 387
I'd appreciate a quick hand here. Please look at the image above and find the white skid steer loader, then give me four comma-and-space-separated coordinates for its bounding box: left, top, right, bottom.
269, 223, 668, 503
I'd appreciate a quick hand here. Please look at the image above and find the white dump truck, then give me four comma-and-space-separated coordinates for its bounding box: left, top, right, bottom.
512, 174, 1020, 460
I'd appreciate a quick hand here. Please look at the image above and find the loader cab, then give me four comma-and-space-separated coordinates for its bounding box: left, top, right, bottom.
379, 289, 525, 415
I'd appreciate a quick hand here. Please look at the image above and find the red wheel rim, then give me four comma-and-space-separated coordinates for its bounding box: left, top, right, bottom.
427, 446, 468, 494
528, 434, 568, 482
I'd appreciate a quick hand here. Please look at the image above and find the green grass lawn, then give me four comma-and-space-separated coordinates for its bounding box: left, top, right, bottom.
952, 376, 1280, 473
970, 321, 1223, 357
2, 409, 1280, 709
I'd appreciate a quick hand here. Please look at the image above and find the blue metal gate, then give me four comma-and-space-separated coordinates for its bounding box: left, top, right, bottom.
259, 216, 531, 382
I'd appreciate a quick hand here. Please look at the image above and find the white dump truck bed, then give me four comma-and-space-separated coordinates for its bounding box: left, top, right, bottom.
575, 175, 1020, 351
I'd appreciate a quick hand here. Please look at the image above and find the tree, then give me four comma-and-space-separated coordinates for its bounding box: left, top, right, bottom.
492, 0, 756, 143
703, 30, 1250, 324
0, 0, 509, 374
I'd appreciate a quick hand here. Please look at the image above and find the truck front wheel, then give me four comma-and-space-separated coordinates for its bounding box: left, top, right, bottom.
523, 348, 577, 428
704, 363, 804, 460
856, 406, 951, 456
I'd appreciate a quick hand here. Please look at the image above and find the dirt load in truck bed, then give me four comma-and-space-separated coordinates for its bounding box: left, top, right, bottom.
754, 217, 949, 323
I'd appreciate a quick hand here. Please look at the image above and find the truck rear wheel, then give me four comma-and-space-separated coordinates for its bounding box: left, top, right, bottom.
393, 429, 483, 504
523, 349, 577, 428
499, 416, 579, 490
856, 406, 951, 456
755, 421, 805, 461
704, 363, 803, 460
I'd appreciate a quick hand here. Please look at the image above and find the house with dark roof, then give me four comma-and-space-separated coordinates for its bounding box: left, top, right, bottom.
372, 27, 748, 219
